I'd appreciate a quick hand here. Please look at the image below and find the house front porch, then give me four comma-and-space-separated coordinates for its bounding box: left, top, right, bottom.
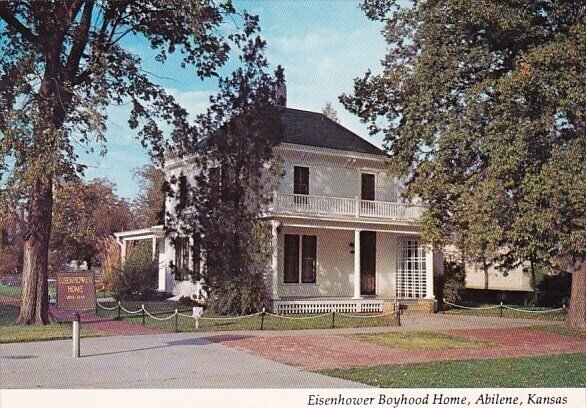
266, 217, 437, 313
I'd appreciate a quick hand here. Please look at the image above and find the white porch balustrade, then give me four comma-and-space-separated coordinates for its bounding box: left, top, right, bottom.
270, 193, 424, 221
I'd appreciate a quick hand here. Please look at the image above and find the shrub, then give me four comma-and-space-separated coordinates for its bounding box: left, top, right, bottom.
177, 296, 205, 308
208, 272, 267, 315
111, 243, 157, 301
97, 236, 120, 291
535, 272, 571, 307
435, 260, 466, 308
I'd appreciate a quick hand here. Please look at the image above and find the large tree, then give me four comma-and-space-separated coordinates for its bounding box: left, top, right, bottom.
132, 164, 166, 228
50, 177, 135, 271
342, 1, 585, 328
0, 1, 252, 324
166, 32, 283, 314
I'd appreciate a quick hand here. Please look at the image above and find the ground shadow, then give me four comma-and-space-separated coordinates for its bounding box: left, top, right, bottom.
83, 334, 253, 358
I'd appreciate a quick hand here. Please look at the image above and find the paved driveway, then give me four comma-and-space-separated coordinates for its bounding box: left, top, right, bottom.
0, 333, 366, 389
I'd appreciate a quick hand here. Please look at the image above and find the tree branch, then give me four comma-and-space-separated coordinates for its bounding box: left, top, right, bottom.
64, 0, 95, 82
0, 4, 39, 45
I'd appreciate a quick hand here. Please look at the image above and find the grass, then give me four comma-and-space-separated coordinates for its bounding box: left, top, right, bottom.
444, 304, 568, 321
526, 324, 586, 339
353, 331, 491, 350
0, 303, 105, 344
95, 300, 399, 332
320, 353, 586, 388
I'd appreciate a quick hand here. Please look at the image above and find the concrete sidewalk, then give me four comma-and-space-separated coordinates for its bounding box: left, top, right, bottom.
0, 333, 367, 389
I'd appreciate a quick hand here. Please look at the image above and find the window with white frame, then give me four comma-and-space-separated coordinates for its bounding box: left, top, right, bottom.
396, 240, 426, 299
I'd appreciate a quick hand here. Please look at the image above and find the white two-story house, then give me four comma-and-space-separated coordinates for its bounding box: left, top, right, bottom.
115, 97, 437, 314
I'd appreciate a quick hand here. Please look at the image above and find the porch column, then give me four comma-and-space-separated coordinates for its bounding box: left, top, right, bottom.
271, 220, 280, 300
120, 238, 127, 265
151, 237, 157, 261
157, 239, 166, 292
353, 229, 362, 299
425, 245, 434, 299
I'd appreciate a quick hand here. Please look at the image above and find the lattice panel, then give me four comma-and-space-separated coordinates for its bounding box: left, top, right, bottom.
396, 240, 427, 299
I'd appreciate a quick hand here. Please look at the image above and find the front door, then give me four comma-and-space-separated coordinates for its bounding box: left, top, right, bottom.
360, 231, 376, 295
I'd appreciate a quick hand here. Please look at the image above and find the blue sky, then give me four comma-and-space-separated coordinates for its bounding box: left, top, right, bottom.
82, 1, 387, 200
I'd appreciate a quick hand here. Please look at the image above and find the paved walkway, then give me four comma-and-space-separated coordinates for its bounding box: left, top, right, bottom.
0, 333, 365, 389
0, 295, 163, 336
204, 325, 586, 370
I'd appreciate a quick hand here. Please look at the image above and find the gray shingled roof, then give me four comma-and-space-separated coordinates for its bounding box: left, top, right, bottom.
281, 108, 385, 156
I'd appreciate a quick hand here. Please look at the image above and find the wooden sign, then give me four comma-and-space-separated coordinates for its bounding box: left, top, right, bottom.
56, 271, 96, 311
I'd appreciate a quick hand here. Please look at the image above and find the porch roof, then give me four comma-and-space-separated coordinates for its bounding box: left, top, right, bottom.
113, 225, 164, 241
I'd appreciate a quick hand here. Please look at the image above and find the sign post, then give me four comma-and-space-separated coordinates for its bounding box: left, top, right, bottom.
72, 312, 80, 358
56, 271, 97, 359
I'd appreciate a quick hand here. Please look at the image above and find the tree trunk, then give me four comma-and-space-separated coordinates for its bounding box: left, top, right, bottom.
482, 259, 489, 291
529, 260, 539, 306
16, 177, 53, 325
567, 259, 585, 329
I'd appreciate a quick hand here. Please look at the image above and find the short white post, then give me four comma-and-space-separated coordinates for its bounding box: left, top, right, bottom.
353, 229, 362, 299
193, 306, 203, 330
72, 312, 80, 358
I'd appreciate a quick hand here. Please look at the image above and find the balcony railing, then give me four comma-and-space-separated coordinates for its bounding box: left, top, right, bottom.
269, 193, 424, 221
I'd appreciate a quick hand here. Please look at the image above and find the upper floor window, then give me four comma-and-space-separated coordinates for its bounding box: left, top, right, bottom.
361, 173, 375, 201
294, 166, 309, 195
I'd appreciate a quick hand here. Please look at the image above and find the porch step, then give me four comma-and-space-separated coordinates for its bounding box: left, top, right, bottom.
398, 299, 436, 315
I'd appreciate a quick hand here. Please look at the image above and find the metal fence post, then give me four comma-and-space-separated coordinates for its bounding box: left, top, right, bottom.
500, 302, 503, 318
260, 307, 265, 331
174, 309, 179, 332
396, 310, 401, 327
141, 304, 145, 325
117, 301, 121, 320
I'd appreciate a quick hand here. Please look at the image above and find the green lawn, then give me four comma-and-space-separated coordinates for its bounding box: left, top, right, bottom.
353, 331, 491, 350
526, 324, 586, 339
320, 353, 586, 388
444, 305, 568, 321
0, 303, 105, 343
95, 301, 399, 332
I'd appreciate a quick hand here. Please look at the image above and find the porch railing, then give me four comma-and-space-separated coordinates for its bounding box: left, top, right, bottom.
269, 193, 424, 221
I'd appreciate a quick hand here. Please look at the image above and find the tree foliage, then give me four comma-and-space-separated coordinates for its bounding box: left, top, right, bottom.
0, 208, 25, 275
343, 0, 585, 327
50, 177, 135, 271
132, 164, 166, 228
0, 0, 253, 323
165, 25, 283, 314
322, 101, 339, 123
